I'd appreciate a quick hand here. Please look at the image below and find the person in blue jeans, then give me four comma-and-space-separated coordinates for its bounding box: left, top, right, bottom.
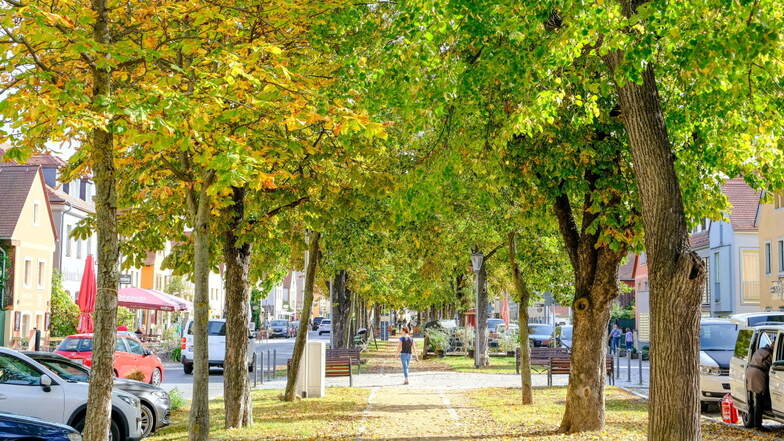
396, 327, 418, 384
625, 328, 634, 351
609, 324, 622, 354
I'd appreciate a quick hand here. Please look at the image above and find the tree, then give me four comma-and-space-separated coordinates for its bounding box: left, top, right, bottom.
50, 271, 79, 337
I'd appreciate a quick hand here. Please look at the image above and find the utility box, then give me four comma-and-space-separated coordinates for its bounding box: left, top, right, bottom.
305, 341, 325, 398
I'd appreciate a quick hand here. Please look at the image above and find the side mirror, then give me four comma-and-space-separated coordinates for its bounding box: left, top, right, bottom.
40, 374, 52, 392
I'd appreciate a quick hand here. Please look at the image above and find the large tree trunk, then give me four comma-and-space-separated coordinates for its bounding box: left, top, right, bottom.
475, 260, 489, 368
222, 187, 252, 428
331, 270, 350, 349
82, 1, 118, 440
285, 231, 320, 401
553, 185, 626, 433
508, 232, 532, 405
605, 52, 704, 441
188, 186, 212, 441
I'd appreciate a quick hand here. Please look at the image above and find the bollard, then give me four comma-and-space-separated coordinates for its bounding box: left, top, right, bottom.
273, 349, 277, 378
34, 330, 41, 352
627, 351, 631, 382
252, 352, 258, 387
638, 353, 643, 386
615, 353, 620, 379
267, 350, 272, 380
259, 353, 264, 384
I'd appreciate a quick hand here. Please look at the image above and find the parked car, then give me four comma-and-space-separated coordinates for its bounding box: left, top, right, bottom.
730, 325, 784, 427
318, 319, 332, 336
268, 320, 290, 338
698, 319, 739, 408
180, 319, 255, 375
527, 324, 555, 347
54, 333, 164, 386
487, 319, 508, 348
24, 351, 170, 438
0, 412, 82, 441
312, 317, 325, 331
423, 320, 458, 331
0, 347, 142, 441
557, 325, 573, 350
730, 312, 784, 327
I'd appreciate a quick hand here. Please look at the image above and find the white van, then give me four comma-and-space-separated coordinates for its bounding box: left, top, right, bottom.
699, 318, 739, 407
730, 312, 784, 328
180, 319, 255, 375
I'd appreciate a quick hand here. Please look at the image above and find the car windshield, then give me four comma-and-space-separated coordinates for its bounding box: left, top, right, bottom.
57, 338, 92, 352
322, 320, 331, 325
487, 320, 504, 330
560, 327, 573, 339
37, 358, 89, 383
528, 325, 554, 336
700, 323, 739, 351
186, 321, 226, 336
270, 320, 288, 326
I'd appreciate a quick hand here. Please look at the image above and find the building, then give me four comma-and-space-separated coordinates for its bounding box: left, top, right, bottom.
617, 253, 637, 308
0, 166, 57, 347
633, 253, 649, 345
261, 271, 303, 320
757, 192, 784, 310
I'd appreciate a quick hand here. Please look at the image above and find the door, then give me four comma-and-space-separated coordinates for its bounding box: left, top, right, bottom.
207, 321, 227, 363
0, 353, 66, 423
113, 337, 132, 378
124, 337, 151, 381
771, 331, 784, 416
730, 328, 755, 405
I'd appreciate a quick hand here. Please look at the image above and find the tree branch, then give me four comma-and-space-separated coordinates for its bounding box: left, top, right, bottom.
265, 196, 308, 218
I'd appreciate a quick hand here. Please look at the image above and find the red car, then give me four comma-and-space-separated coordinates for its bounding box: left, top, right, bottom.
54, 333, 165, 385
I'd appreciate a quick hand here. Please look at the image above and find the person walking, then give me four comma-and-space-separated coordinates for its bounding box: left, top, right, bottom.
396, 327, 418, 385
625, 328, 634, 351
609, 324, 622, 354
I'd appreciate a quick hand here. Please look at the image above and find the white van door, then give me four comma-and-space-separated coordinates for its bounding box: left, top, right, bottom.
208, 320, 227, 363
730, 328, 755, 406
769, 331, 784, 415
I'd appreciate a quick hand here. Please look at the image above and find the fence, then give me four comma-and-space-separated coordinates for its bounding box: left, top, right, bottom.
251, 349, 278, 387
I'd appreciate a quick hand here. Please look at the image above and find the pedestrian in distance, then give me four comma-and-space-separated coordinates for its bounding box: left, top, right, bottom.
625, 328, 634, 351
610, 323, 622, 354
396, 327, 418, 385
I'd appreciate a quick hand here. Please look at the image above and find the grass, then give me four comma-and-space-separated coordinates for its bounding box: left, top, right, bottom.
467, 387, 777, 440
435, 355, 547, 374
148, 388, 368, 441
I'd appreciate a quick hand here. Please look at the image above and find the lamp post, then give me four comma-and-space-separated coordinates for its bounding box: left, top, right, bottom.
471, 251, 484, 368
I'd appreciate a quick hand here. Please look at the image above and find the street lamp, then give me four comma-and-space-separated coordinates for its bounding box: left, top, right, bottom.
471, 251, 484, 368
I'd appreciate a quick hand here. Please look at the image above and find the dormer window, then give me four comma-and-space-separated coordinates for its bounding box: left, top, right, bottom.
32, 202, 39, 226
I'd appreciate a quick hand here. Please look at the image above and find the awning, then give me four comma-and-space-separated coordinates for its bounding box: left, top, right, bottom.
150, 289, 193, 311
118, 288, 189, 311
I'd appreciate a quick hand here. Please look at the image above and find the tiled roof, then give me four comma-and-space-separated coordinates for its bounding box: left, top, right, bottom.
0, 166, 40, 238
722, 178, 761, 232
618, 253, 636, 281
0, 146, 66, 168
46, 185, 95, 213
689, 230, 709, 249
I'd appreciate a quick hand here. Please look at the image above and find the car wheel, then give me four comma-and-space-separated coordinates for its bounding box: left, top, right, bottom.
150, 368, 162, 386
183, 363, 193, 375
74, 417, 121, 441
140, 403, 155, 437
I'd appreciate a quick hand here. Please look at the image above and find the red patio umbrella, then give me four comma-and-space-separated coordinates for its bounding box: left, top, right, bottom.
500, 294, 510, 327
76, 255, 96, 333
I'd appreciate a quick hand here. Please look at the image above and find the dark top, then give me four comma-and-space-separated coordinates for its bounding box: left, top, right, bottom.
400, 336, 413, 354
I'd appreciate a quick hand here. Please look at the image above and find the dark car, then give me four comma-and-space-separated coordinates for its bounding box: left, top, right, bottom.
269, 320, 290, 338
24, 351, 170, 438
312, 317, 325, 331
0, 412, 81, 441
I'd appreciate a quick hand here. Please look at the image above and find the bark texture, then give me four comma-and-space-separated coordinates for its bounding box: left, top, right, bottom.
508, 232, 533, 405
222, 187, 253, 428
474, 259, 489, 368
605, 48, 704, 441
331, 270, 351, 349
82, 1, 118, 439
187, 185, 212, 441
285, 231, 321, 401
554, 182, 625, 433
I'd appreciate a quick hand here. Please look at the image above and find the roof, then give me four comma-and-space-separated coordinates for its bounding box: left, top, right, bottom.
46, 185, 95, 213
618, 253, 636, 281
0, 166, 40, 238
689, 230, 709, 249
0, 146, 66, 168
722, 178, 761, 232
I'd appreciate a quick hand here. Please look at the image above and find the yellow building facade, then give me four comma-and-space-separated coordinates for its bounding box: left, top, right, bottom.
758, 193, 784, 310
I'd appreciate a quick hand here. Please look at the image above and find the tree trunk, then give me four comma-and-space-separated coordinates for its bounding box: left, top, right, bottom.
285, 231, 320, 401
373, 304, 381, 333
222, 187, 252, 428
188, 186, 212, 441
82, 1, 118, 440
331, 270, 350, 349
508, 232, 532, 405
605, 51, 704, 441
475, 261, 489, 368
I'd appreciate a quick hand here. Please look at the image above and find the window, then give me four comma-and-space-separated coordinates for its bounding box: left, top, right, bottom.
76, 238, 81, 259
640, 253, 647, 265
124, 338, 146, 355
37, 260, 45, 289
86, 237, 92, 257
702, 257, 710, 305
734, 329, 754, 359
766, 242, 772, 275
741, 249, 760, 303
776, 193, 784, 210
23, 258, 31, 288
779, 240, 784, 273
37, 359, 89, 383
714, 252, 721, 302
115, 338, 128, 353
32, 202, 39, 226
65, 225, 72, 257
0, 354, 43, 386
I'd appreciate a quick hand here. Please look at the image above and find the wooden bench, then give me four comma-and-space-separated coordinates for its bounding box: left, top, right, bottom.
546, 356, 615, 386
326, 348, 364, 373
516, 347, 570, 374
286, 356, 354, 386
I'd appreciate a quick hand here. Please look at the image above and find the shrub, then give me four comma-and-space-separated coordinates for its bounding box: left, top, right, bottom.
50, 271, 79, 337
125, 370, 145, 381
168, 388, 186, 411
425, 327, 449, 352
171, 346, 182, 362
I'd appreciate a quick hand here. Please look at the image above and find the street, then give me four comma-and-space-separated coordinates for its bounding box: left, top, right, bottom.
160, 330, 330, 399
